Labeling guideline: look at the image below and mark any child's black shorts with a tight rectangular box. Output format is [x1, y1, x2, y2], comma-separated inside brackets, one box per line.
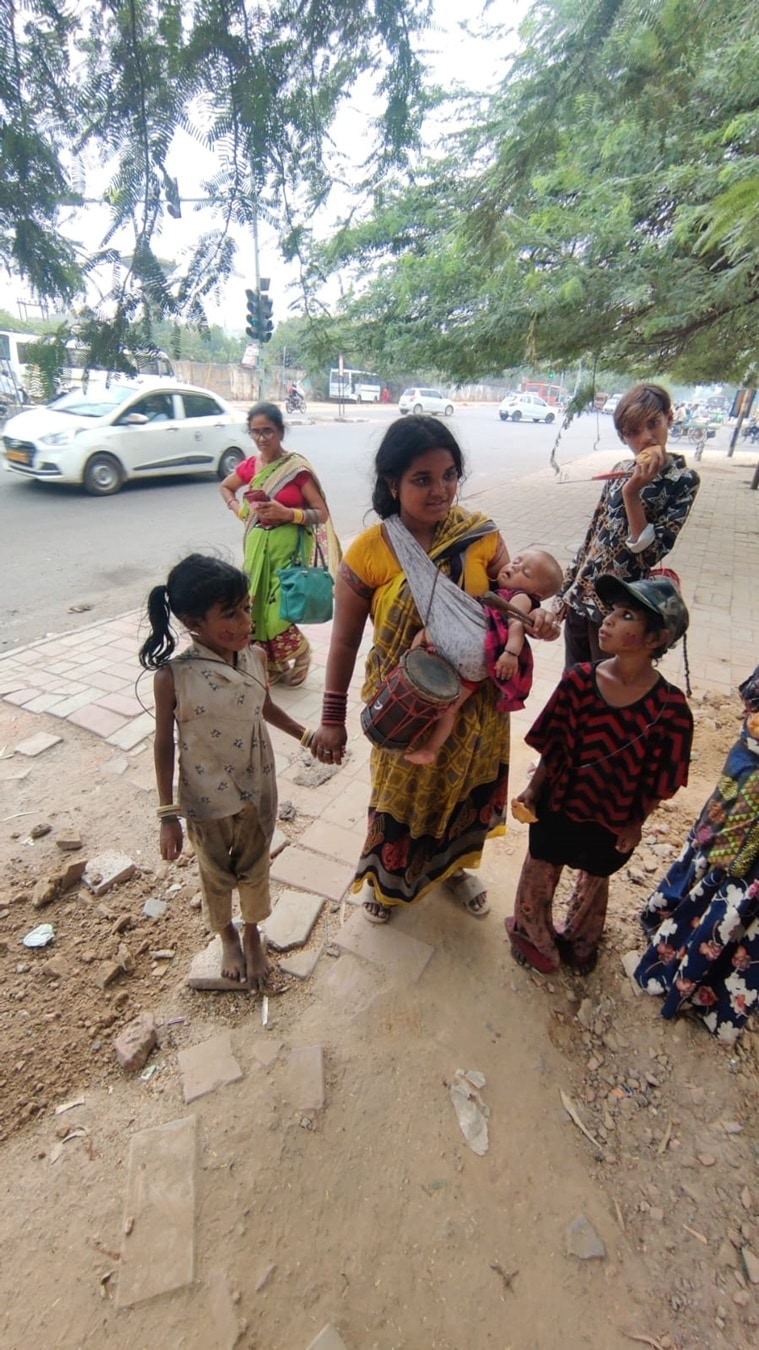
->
[529, 807, 633, 877]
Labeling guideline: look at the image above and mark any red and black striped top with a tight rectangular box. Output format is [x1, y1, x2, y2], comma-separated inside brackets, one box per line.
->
[526, 662, 693, 828]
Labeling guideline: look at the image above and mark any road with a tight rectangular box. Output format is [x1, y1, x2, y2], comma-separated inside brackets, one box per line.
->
[0, 405, 618, 651]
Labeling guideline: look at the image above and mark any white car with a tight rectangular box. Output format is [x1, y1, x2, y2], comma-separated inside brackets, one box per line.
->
[2, 379, 247, 496]
[398, 387, 455, 416]
[602, 396, 620, 415]
[498, 392, 556, 423]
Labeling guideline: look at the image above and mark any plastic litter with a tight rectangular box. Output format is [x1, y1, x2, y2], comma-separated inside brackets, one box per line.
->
[449, 1068, 489, 1156]
[23, 923, 55, 948]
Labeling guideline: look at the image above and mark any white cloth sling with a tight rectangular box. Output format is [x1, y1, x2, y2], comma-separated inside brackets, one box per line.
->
[384, 514, 489, 683]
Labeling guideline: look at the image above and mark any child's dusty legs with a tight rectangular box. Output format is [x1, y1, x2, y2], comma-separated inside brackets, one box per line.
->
[241, 922, 270, 993]
[218, 921, 247, 982]
[405, 685, 475, 765]
[556, 872, 609, 974]
[506, 853, 563, 973]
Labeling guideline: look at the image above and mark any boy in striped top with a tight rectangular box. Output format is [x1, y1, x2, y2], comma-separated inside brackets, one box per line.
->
[506, 575, 693, 976]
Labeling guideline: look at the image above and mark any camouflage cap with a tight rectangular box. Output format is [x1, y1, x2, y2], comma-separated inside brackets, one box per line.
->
[595, 574, 689, 649]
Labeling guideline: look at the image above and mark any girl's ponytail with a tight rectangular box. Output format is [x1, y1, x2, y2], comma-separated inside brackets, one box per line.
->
[139, 584, 177, 669]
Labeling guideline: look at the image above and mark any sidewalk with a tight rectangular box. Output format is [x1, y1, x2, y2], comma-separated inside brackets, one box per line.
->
[0, 446, 756, 760]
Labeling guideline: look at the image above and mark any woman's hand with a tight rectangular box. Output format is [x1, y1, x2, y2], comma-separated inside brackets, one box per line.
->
[531, 607, 562, 641]
[256, 499, 295, 527]
[160, 818, 183, 861]
[311, 724, 348, 766]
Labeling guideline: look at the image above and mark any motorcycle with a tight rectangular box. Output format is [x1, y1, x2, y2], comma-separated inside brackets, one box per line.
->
[742, 422, 759, 443]
[285, 389, 306, 414]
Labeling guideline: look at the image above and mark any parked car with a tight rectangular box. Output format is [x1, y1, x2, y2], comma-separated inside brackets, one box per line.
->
[2, 378, 247, 495]
[498, 392, 556, 423]
[602, 395, 620, 415]
[398, 387, 455, 416]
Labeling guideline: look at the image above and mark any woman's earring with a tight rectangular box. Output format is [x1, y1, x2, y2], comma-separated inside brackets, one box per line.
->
[391, 486, 398, 499]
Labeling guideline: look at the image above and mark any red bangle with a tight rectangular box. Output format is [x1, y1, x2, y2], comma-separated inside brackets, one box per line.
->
[322, 690, 347, 725]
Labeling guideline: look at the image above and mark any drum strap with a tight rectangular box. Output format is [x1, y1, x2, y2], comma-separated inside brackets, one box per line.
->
[385, 515, 489, 683]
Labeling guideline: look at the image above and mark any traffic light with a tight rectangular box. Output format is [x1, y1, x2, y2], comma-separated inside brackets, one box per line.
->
[245, 288, 260, 341]
[259, 292, 274, 344]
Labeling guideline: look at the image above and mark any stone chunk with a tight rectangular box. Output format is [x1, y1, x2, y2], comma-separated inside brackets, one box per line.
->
[280, 947, 322, 980]
[742, 1247, 759, 1285]
[15, 732, 62, 758]
[114, 1013, 158, 1072]
[55, 831, 83, 852]
[566, 1215, 606, 1261]
[98, 961, 123, 989]
[306, 1325, 349, 1350]
[178, 1031, 243, 1103]
[249, 1036, 284, 1069]
[58, 858, 87, 893]
[117, 1115, 196, 1307]
[334, 910, 434, 984]
[84, 851, 137, 896]
[32, 877, 58, 910]
[283, 1045, 325, 1111]
[40, 956, 71, 981]
[142, 896, 167, 920]
[262, 889, 324, 951]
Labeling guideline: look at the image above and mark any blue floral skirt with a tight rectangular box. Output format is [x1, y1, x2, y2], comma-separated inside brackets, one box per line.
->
[635, 840, 759, 1044]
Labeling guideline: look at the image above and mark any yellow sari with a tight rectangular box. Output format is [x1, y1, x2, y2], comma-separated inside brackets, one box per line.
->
[344, 507, 509, 906]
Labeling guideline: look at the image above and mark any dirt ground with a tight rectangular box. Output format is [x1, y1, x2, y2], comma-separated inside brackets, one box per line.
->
[0, 690, 757, 1349]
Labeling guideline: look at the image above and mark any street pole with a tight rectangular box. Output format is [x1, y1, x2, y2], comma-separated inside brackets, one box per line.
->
[252, 206, 263, 401]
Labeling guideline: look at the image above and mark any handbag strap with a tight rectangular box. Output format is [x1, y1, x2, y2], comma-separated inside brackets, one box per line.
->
[292, 527, 328, 569]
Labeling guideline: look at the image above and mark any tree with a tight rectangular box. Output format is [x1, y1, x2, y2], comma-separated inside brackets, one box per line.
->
[316, 0, 759, 385]
[1, 0, 434, 373]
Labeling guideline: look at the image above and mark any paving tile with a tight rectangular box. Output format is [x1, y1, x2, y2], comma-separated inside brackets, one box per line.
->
[4, 687, 44, 707]
[87, 670, 134, 693]
[106, 713, 155, 749]
[249, 1036, 285, 1068]
[94, 692, 146, 717]
[187, 934, 249, 990]
[14, 732, 62, 757]
[306, 1326, 349, 1350]
[279, 946, 322, 979]
[67, 704, 129, 736]
[298, 819, 361, 866]
[18, 693, 70, 714]
[262, 888, 324, 951]
[270, 846, 354, 901]
[117, 1115, 196, 1307]
[334, 908, 435, 983]
[283, 1044, 325, 1110]
[43, 687, 102, 717]
[178, 1031, 243, 1103]
[320, 781, 371, 832]
[0, 674, 27, 696]
[270, 827, 289, 858]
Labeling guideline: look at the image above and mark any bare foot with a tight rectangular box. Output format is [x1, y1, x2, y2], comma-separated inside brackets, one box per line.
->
[243, 923, 271, 993]
[404, 746, 438, 765]
[219, 922, 246, 983]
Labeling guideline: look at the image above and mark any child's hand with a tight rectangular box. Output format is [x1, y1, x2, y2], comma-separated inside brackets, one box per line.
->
[160, 818, 184, 861]
[495, 650, 518, 681]
[615, 821, 643, 853]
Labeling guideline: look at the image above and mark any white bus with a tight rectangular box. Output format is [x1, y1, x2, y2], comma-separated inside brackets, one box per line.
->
[328, 368, 383, 403]
[0, 329, 43, 400]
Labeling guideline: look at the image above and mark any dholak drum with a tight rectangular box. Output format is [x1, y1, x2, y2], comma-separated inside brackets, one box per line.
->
[361, 648, 461, 751]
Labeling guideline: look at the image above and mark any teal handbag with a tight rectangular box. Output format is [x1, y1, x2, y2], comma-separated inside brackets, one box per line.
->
[277, 531, 334, 624]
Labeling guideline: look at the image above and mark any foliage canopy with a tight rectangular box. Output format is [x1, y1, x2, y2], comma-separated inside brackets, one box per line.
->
[317, 0, 759, 384]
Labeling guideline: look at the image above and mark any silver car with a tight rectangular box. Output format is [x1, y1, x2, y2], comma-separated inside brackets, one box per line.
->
[2, 378, 247, 496]
[398, 386, 455, 416]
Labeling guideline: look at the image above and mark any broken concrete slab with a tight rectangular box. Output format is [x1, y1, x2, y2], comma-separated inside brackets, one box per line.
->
[114, 1013, 157, 1072]
[143, 896, 167, 920]
[178, 1031, 243, 1103]
[206, 1269, 242, 1349]
[334, 909, 434, 984]
[269, 827, 289, 858]
[283, 1045, 325, 1111]
[262, 888, 324, 951]
[280, 947, 322, 980]
[306, 1324, 349, 1350]
[117, 1115, 196, 1307]
[55, 831, 83, 852]
[249, 1036, 284, 1069]
[187, 934, 250, 991]
[84, 850, 137, 896]
[15, 732, 63, 758]
[270, 847, 354, 902]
